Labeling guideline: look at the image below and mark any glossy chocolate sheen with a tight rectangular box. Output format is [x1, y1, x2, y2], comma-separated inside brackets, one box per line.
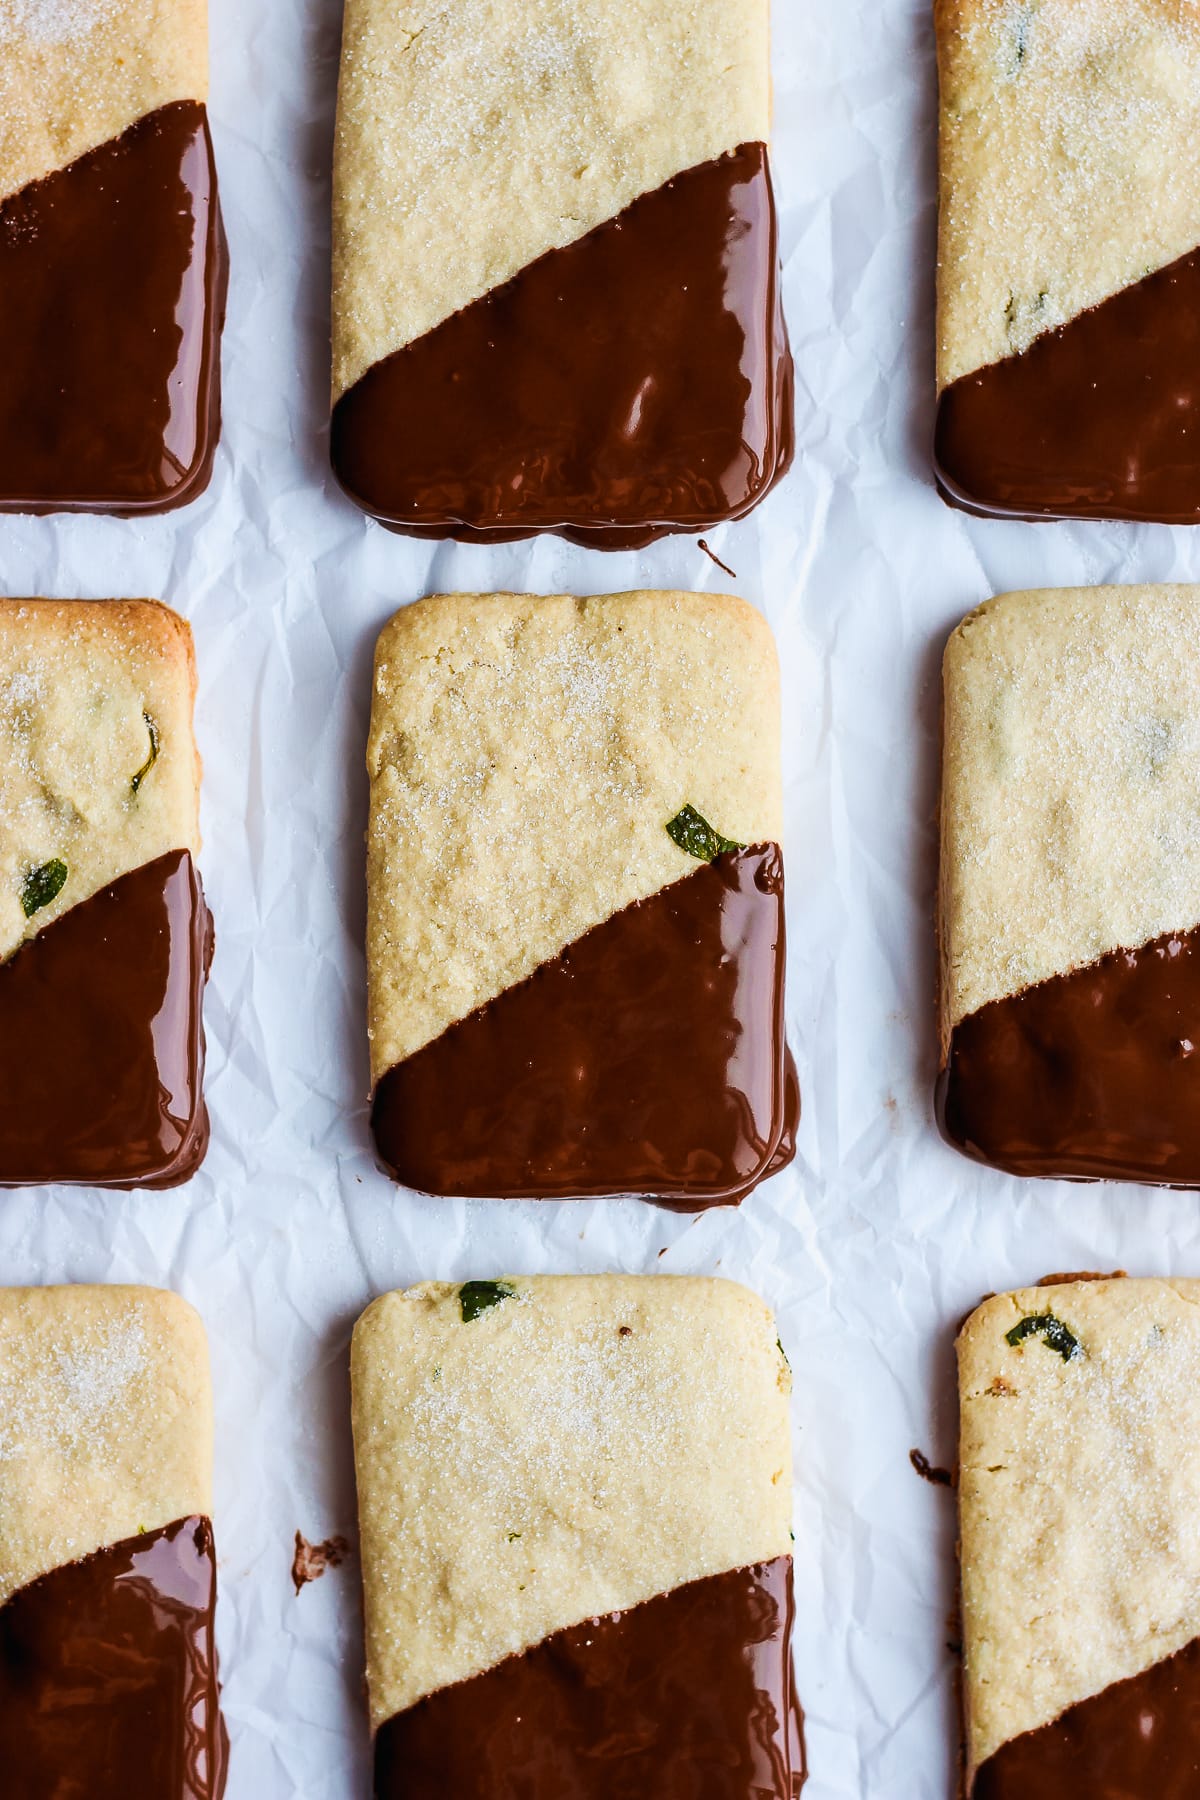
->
[972, 1635, 1200, 1798]
[0, 101, 227, 516]
[374, 1557, 806, 1800]
[0, 850, 213, 1189]
[331, 142, 793, 546]
[0, 1515, 226, 1800]
[935, 246, 1200, 522]
[937, 924, 1200, 1182]
[371, 844, 797, 1207]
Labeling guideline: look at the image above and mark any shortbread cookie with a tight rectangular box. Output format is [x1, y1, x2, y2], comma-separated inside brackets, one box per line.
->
[933, 0, 1200, 521]
[329, 0, 791, 544]
[0, 599, 213, 1188]
[351, 1275, 802, 1798]
[0, 1, 226, 515]
[365, 590, 797, 1206]
[959, 1277, 1200, 1794]
[937, 584, 1200, 1184]
[0, 1284, 226, 1797]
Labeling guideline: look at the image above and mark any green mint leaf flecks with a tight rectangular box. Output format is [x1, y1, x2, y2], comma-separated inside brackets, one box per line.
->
[131, 714, 159, 795]
[666, 803, 744, 862]
[20, 858, 67, 918]
[460, 1279, 517, 1323]
[1005, 1312, 1082, 1363]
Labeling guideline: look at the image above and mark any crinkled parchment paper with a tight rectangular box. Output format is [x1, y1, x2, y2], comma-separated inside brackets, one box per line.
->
[3, 0, 1200, 1794]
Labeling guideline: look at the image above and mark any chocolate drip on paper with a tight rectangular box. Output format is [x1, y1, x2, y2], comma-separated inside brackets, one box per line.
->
[371, 844, 797, 1207]
[0, 101, 227, 516]
[292, 1532, 350, 1594]
[935, 246, 1200, 522]
[972, 1634, 1200, 1797]
[0, 1516, 227, 1800]
[0, 850, 213, 1188]
[374, 1557, 805, 1800]
[938, 924, 1200, 1183]
[332, 143, 793, 546]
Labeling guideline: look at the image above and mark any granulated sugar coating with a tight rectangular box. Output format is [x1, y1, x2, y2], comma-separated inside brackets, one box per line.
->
[0, 1314, 147, 1466]
[940, 584, 1200, 1029]
[350, 1276, 794, 1726]
[959, 1279, 1200, 1767]
[935, 0, 1200, 385]
[364, 592, 782, 1079]
[345, 0, 618, 192]
[0, 1287, 212, 1605]
[0, 0, 117, 46]
[0, 599, 200, 967]
[330, 0, 768, 394]
[0, 0, 207, 207]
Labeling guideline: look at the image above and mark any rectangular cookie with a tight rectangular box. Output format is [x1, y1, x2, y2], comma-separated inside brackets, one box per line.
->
[0, 1284, 226, 1797]
[937, 583, 1200, 1184]
[958, 1277, 1200, 1794]
[0, 0, 226, 515]
[933, 0, 1200, 521]
[365, 589, 797, 1207]
[329, 0, 791, 544]
[0, 598, 213, 1188]
[351, 1275, 802, 1798]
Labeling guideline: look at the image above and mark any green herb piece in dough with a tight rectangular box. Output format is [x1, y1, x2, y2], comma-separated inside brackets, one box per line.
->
[460, 1279, 517, 1323]
[20, 858, 67, 918]
[1005, 1312, 1082, 1363]
[666, 804, 744, 862]
[131, 714, 159, 795]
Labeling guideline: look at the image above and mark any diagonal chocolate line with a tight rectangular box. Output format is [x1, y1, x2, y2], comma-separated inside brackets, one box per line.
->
[371, 844, 796, 1206]
[332, 143, 792, 546]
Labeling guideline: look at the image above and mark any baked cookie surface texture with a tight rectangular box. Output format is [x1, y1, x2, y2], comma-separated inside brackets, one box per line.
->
[329, 0, 792, 543]
[0, 599, 213, 1188]
[365, 590, 797, 1206]
[351, 1275, 803, 1798]
[933, 0, 1200, 521]
[938, 584, 1200, 1184]
[0, 0, 227, 515]
[0, 1284, 226, 1799]
[958, 1277, 1200, 1795]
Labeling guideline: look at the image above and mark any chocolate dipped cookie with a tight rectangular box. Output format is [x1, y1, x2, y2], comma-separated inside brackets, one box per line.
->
[365, 589, 797, 1206]
[937, 583, 1200, 1184]
[0, 0, 226, 514]
[0, 599, 212, 1188]
[330, 0, 792, 544]
[0, 1284, 226, 1799]
[959, 1278, 1200, 1795]
[351, 1275, 804, 1800]
[933, 0, 1200, 522]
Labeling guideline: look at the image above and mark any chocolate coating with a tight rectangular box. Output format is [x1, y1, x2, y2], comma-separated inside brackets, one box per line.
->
[0, 1516, 227, 1800]
[972, 1634, 1200, 1798]
[937, 925, 1200, 1183]
[374, 1557, 805, 1800]
[371, 844, 797, 1207]
[0, 102, 227, 516]
[0, 851, 213, 1189]
[935, 247, 1200, 522]
[331, 143, 793, 546]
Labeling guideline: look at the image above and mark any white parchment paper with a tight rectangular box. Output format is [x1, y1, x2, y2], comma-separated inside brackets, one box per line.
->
[5, 0, 1200, 1794]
